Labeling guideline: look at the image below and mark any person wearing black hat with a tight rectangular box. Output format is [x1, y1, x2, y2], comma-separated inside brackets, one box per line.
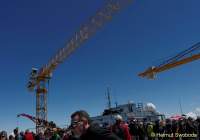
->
[70, 110, 122, 140]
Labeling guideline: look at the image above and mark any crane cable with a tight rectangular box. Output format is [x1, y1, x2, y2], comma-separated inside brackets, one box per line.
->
[158, 42, 200, 67]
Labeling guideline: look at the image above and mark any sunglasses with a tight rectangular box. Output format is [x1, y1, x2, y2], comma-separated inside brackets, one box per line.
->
[71, 120, 83, 128]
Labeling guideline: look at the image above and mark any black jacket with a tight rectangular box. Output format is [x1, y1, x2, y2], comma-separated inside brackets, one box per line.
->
[81, 124, 122, 140]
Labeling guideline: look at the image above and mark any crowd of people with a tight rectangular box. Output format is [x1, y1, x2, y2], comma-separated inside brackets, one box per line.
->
[1, 110, 200, 140]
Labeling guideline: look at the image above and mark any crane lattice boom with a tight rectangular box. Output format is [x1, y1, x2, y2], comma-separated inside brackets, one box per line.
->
[139, 42, 200, 79]
[27, 0, 132, 134]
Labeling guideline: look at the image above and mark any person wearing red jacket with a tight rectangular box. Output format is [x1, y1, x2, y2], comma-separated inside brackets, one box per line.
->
[111, 115, 132, 140]
[24, 130, 34, 140]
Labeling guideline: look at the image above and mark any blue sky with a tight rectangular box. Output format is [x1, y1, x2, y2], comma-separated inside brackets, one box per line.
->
[1, 0, 200, 133]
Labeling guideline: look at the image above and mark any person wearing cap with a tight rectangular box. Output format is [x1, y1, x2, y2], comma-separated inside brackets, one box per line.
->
[70, 110, 122, 140]
[111, 115, 132, 140]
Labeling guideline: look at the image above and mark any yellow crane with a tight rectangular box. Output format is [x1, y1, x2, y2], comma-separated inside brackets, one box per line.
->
[27, 0, 133, 133]
[139, 42, 200, 79]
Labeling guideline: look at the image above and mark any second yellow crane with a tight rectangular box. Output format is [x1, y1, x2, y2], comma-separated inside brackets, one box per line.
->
[139, 42, 200, 79]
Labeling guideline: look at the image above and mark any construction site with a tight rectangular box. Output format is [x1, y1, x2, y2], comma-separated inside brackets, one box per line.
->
[1, 0, 200, 140]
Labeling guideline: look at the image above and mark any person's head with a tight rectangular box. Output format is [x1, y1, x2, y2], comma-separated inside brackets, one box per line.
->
[52, 128, 58, 135]
[25, 129, 29, 134]
[13, 128, 18, 135]
[160, 120, 166, 127]
[19, 132, 24, 137]
[70, 110, 91, 138]
[114, 114, 123, 124]
[0, 131, 8, 140]
[139, 121, 143, 127]
[8, 135, 14, 140]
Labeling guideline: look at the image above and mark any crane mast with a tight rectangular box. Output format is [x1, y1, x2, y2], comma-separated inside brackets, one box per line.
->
[139, 42, 200, 79]
[27, 0, 132, 133]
